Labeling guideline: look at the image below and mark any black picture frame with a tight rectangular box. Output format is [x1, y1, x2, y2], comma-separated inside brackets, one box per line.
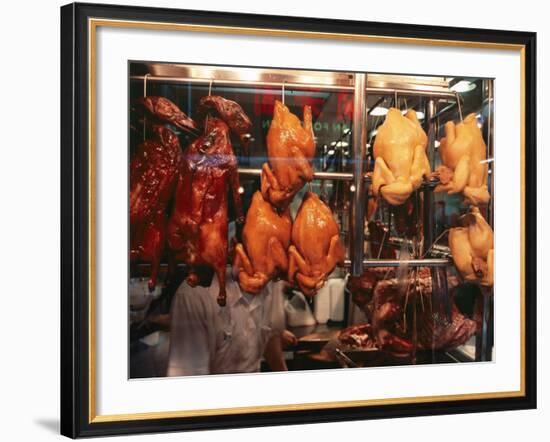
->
[60, 2, 537, 438]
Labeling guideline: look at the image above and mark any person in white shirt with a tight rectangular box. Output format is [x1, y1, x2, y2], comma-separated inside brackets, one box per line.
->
[167, 271, 288, 376]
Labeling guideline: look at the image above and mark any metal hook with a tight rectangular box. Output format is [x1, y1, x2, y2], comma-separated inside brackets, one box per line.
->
[208, 79, 213, 96]
[282, 81, 285, 106]
[143, 73, 150, 97]
[394, 90, 398, 108]
[143, 74, 150, 141]
[455, 92, 463, 122]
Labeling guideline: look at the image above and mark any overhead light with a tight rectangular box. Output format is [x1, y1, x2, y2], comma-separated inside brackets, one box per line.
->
[370, 106, 389, 116]
[450, 80, 476, 93]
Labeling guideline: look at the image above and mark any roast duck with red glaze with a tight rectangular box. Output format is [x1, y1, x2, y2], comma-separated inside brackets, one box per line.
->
[136, 96, 199, 134]
[130, 125, 184, 291]
[167, 116, 245, 307]
[197, 95, 253, 149]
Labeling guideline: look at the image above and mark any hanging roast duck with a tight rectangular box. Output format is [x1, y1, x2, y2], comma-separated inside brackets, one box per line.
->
[130, 125, 183, 291]
[167, 117, 244, 306]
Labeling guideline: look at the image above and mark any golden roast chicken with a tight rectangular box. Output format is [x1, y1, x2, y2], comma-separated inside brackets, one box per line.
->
[372, 108, 430, 206]
[433, 113, 490, 206]
[449, 207, 493, 287]
[261, 100, 315, 211]
[288, 192, 345, 296]
[233, 191, 292, 294]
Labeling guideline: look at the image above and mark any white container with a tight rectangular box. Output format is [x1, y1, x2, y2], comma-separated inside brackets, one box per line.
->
[313, 284, 331, 324]
[328, 277, 346, 322]
[285, 291, 316, 327]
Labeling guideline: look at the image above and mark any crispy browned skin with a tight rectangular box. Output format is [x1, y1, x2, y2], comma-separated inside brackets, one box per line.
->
[261, 101, 315, 211]
[137, 96, 198, 134]
[167, 118, 244, 306]
[130, 125, 183, 291]
[233, 192, 292, 294]
[372, 108, 430, 206]
[288, 192, 345, 296]
[433, 113, 490, 205]
[197, 95, 253, 149]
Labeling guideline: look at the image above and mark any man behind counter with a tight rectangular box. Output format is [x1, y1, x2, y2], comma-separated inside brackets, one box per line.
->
[167, 267, 294, 376]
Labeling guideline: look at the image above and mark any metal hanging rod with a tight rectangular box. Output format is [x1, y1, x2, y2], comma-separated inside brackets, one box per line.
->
[237, 168, 440, 188]
[136, 257, 452, 271]
[130, 75, 457, 98]
[238, 168, 355, 181]
[342, 258, 452, 268]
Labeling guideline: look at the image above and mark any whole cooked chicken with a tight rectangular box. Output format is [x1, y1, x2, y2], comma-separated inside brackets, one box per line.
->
[130, 125, 183, 291]
[449, 207, 493, 286]
[136, 96, 198, 134]
[288, 192, 345, 296]
[233, 191, 292, 294]
[167, 117, 244, 306]
[433, 113, 490, 205]
[197, 95, 253, 149]
[261, 100, 315, 211]
[372, 108, 430, 206]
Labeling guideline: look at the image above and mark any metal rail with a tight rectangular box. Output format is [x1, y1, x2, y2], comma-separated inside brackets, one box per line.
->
[130, 75, 458, 98]
[238, 168, 355, 181]
[343, 258, 452, 268]
[350, 73, 368, 277]
[136, 257, 452, 270]
[238, 168, 441, 188]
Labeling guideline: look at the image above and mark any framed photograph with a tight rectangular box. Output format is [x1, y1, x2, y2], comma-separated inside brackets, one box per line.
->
[60, 2, 537, 438]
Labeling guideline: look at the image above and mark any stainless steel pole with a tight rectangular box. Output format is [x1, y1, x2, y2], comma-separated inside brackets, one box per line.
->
[350, 74, 368, 277]
[423, 99, 437, 256]
[486, 79, 494, 228]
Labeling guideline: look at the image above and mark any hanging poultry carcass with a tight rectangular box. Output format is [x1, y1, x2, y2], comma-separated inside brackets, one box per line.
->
[167, 117, 244, 307]
[372, 108, 430, 206]
[130, 125, 184, 291]
[433, 113, 491, 206]
[232, 191, 292, 294]
[261, 100, 316, 211]
[288, 192, 345, 296]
